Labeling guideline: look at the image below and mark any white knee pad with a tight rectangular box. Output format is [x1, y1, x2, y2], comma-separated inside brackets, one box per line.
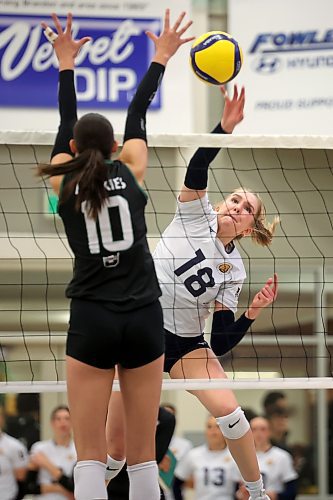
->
[216, 406, 250, 440]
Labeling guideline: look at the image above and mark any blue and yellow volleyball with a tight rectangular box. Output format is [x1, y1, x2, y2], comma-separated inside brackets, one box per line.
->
[190, 31, 243, 85]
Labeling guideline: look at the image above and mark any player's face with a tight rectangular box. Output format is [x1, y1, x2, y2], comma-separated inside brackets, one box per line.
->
[250, 417, 271, 447]
[51, 409, 72, 437]
[216, 191, 259, 240]
[205, 416, 226, 449]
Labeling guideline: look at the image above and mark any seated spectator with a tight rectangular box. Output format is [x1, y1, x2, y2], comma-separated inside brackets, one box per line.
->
[266, 408, 291, 453]
[161, 403, 194, 500]
[0, 405, 28, 500]
[235, 416, 298, 500]
[5, 393, 40, 450]
[173, 415, 238, 500]
[263, 392, 289, 416]
[263, 392, 291, 452]
[28, 405, 76, 499]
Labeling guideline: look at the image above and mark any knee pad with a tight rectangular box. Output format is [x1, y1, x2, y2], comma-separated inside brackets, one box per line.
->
[216, 406, 250, 440]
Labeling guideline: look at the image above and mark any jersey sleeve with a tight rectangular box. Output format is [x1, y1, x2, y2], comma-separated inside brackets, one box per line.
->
[215, 281, 243, 313]
[174, 194, 216, 228]
[174, 450, 194, 481]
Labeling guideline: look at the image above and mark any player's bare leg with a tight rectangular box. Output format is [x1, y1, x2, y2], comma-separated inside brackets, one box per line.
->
[118, 355, 164, 500]
[66, 355, 114, 499]
[105, 374, 126, 481]
[170, 348, 269, 499]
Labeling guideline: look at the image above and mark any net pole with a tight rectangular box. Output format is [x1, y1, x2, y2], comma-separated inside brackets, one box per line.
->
[315, 266, 328, 497]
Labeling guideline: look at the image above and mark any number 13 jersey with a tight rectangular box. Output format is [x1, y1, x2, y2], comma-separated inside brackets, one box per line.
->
[58, 160, 161, 311]
[153, 195, 246, 337]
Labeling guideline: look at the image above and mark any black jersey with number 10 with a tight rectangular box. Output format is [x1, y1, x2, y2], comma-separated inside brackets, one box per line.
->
[58, 160, 161, 311]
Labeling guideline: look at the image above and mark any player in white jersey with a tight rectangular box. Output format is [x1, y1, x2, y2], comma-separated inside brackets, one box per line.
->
[105, 89, 278, 498]
[0, 406, 28, 500]
[153, 85, 279, 500]
[29, 406, 76, 500]
[235, 417, 298, 500]
[174, 415, 238, 500]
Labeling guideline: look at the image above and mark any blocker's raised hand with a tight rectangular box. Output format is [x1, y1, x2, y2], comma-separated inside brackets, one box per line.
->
[42, 13, 91, 68]
[146, 9, 195, 65]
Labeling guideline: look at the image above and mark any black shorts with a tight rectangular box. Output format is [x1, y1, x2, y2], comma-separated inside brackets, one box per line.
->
[66, 298, 164, 369]
[164, 329, 210, 373]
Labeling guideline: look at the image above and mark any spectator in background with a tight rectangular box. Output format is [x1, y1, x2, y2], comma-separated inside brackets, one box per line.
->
[5, 393, 40, 450]
[162, 404, 193, 463]
[263, 392, 290, 452]
[173, 415, 238, 500]
[28, 405, 76, 499]
[0, 405, 28, 500]
[235, 416, 297, 500]
[161, 403, 193, 500]
[263, 393, 288, 416]
[266, 409, 291, 453]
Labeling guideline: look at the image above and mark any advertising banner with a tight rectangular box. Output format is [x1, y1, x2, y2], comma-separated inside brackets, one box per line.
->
[228, 0, 333, 134]
[0, 13, 160, 109]
[0, 0, 192, 133]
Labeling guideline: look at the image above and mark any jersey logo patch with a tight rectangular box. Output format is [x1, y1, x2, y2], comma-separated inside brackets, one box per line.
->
[217, 263, 233, 274]
[103, 253, 120, 268]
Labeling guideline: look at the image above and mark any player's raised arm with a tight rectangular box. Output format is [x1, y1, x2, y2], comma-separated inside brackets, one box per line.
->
[211, 273, 278, 356]
[41, 13, 90, 195]
[118, 9, 194, 184]
[179, 85, 245, 202]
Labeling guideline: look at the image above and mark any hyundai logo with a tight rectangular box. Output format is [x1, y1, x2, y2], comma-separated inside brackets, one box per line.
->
[253, 56, 282, 73]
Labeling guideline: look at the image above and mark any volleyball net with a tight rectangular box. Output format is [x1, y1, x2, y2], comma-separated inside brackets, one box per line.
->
[0, 131, 332, 393]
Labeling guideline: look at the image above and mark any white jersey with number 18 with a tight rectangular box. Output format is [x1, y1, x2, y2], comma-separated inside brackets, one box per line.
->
[153, 195, 246, 337]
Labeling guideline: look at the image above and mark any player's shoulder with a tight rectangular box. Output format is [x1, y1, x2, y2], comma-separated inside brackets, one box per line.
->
[176, 193, 213, 217]
[189, 444, 208, 458]
[1, 432, 25, 449]
[31, 439, 53, 453]
[270, 445, 292, 460]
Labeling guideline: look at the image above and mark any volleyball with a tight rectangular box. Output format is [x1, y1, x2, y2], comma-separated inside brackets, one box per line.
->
[190, 31, 243, 85]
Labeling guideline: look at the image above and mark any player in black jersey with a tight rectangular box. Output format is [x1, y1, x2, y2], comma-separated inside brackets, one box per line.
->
[39, 11, 194, 500]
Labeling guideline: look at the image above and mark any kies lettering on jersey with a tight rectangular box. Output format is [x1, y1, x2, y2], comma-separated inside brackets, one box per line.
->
[154, 194, 246, 336]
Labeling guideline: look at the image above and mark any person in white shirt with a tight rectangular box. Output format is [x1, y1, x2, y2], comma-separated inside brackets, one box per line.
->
[29, 405, 76, 500]
[235, 417, 298, 500]
[152, 86, 279, 500]
[174, 415, 239, 500]
[106, 87, 279, 500]
[0, 405, 28, 500]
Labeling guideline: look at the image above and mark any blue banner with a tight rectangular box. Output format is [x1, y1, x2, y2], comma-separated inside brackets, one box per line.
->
[0, 14, 161, 109]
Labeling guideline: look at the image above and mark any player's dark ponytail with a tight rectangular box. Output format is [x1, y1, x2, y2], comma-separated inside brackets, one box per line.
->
[38, 113, 114, 219]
